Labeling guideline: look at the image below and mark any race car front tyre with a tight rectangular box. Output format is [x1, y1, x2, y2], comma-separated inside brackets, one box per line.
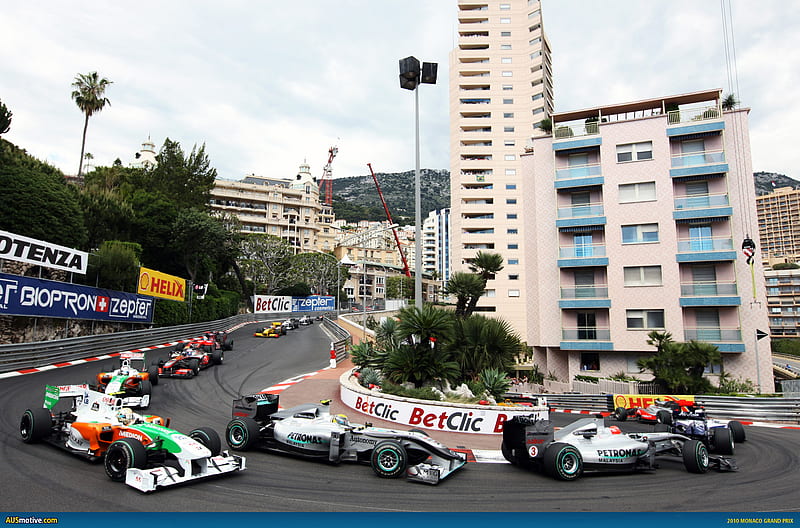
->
[20, 407, 52, 443]
[212, 350, 223, 365]
[191, 359, 200, 376]
[712, 426, 734, 455]
[682, 439, 710, 474]
[728, 421, 746, 443]
[371, 440, 408, 479]
[615, 407, 628, 421]
[190, 426, 222, 456]
[226, 417, 260, 451]
[543, 443, 583, 481]
[656, 410, 673, 425]
[148, 365, 159, 386]
[105, 438, 147, 482]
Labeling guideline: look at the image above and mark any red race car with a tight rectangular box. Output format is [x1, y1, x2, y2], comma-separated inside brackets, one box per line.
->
[158, 341, 223, 378]
[614, 399, 691, 424]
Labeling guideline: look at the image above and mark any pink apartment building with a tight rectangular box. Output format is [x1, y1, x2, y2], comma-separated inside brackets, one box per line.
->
[522, 89, 774, 392]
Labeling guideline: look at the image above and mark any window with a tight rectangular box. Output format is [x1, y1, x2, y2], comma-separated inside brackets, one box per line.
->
[501, 31, 511, 37]
[507, 228, 518, 234]
[505, 169, 516, 175]
[506, 183, 517, 189]
[503, 98, 513, 104]
[500, 17, 511, 24]
[504, 154, 516, 161]
[484, 290, 496, 298]
[502, 84, 513, 91]
[626, 355, 646, 373]
[622, 223, 659, 244]
[502, 71, 513, 77]
[507, 198, 517, 204]
[501, 57, 512, 64]
[619, 182, 656, 203]
[500, 44, 512, 50]
[508, 259, 519, 265]
[508, 289, 520, 297]
[623, 266, 662, 286]
[626, 309, 665, 330]
[503, 113, 514, 118]
[507, 213, 517, 219]
[616, 141, 653, 162]
[508, 244, 518, 249]
[504, 126, 515, 132]
[509, 274, 519, 280]
[504, 140, 516, 147]
[500, 3, 511, 9]
[580, 353, 600, 371]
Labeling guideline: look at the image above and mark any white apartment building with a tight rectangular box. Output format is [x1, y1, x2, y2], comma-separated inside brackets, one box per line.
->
[449, 0, 554, 334]
[422, 208, 451, 283]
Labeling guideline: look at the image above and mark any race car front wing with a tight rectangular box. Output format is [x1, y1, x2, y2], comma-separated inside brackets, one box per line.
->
[124, 452, 246, 492]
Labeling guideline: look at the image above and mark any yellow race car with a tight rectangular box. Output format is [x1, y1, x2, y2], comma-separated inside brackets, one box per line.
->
[253, 322, 285, 338]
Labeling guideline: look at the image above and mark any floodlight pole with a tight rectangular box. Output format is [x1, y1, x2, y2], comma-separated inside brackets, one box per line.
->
[414, 85, 422, 307]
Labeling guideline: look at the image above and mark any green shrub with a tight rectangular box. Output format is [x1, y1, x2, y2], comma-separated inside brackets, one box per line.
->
[379, 382, 442, 401]
[574, 374, 599, 383]
[359, 367, 382, 388]
[479, 368, 511, 400]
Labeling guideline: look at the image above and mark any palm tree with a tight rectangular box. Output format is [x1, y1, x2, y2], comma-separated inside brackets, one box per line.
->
[396, 304, 454, 347]
[71, 72, 112, 177]
[450, 314, 522, 381]
[465, 251, 504, 316]
[721, 93, 739, 111]
[0, 99, 12, 135]
[443, 272, 485, 317]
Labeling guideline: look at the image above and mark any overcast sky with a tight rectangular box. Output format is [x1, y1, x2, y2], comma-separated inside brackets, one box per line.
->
[2, 1, 798, 182]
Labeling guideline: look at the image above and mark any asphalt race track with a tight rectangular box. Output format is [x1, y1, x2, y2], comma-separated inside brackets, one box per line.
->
[1, 322, 799, 512]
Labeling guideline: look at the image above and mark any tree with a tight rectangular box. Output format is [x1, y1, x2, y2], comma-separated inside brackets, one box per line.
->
[537, 117, 553, 134]
[638, 330, 721, 394]
[172, 209, 231, 283]
[238, 234, 293, 294]
[71, 72, 112, 177]
[721, 93, 739, 111]
[449, 314, 522, 381]
[396, 304, 455, 348]
[386, 275, 414, 300]
[87, 241, 141, 291]
[146, 138, 217, 209]
[288, 252, 345, 297]
[0, 99, 11, 135]
[465, 251, 504, 316]
[443, 272, 485, 317]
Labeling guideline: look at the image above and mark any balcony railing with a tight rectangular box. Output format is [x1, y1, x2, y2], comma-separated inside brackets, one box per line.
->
[671, 149, 725, 167]
[553, 120, 600, 139]
[684, 327, 742, 342]
[680, 281, 738, 296]
[560, 286, 609, 299]
[559, 244, 606, 259]
[667, 103, 722, 125]
[562, 327, 611, 340]
[557, 203, 604, 219]
[554, 163, 602, 181]
[676, 237, 734, 253]
[674, 193, 730, 210]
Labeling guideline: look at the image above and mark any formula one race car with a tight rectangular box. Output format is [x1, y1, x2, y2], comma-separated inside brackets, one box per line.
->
[614, 400, 679, 424]
[158, 341, 223, 378]
[649, 400, 746, 454]
[501, 416, 737, 481]
[205, 330, 234, 351]
[19, 385, 245, 492]
[225, 393, 467, 484]
[95, 352, 158, 409]
[253, 323, 283, 338]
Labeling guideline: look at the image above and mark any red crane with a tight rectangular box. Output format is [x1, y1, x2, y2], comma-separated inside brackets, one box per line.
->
[367, 163, 411, 277]
[319, 146, 338, 206]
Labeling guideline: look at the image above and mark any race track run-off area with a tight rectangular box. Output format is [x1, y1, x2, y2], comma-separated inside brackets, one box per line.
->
[1, 322, 799, 512]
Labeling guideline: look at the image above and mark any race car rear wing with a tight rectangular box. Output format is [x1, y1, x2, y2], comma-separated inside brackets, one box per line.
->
[502, 415, 555, 463]
[232, 393, 280, 421]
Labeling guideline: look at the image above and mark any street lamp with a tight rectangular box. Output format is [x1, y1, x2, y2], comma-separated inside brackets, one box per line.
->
[311, 250, 345, 318]
[399, 56, 437, 307]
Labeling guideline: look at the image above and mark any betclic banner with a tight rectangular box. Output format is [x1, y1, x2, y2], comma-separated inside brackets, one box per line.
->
[0, 229, 88, 274]
[137, 267, 186, 302]
[0, 273, 153, 323]
[252, 295, 335, 313]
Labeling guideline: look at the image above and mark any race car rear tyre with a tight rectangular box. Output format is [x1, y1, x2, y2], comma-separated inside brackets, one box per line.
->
[20, 407, 52, 443]
[211, 350, 223, 365]
[104, 438, 147, 481]
[656, 410, 673, 425]
[615, 407, 628, 421]
[501, 442, 519, 466]
[191, 359, 200, 376]
[190, 426, 221, 456]
[147, 365, 159, 386]
[543, 442, 583, 481]
[728, 421, 746, 443]
[712, 426, 734, 455]
[653, 423, 671, 433]
[226, 417, 260, 451]
[682, 439, 710, 474]
[371, 440, 408, 479]
[223, 339, 234, 351]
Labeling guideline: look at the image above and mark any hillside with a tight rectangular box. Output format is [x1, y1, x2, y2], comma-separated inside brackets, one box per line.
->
[331, 168, 450, 224]
[754, 171, 800, 196]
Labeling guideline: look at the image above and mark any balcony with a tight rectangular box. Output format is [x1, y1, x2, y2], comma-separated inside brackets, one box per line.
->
[559, 285, 611, 309]
[558, 244, 608, 268]
[676, 236, 736, 263]
[667, 103, 725, 138]
[556, 203, 606, 229]
[561, 327, 613, 351]
[673, 193, 732, 221]
[551, 120, 602, 153]
[679, 281, 740, 307]
[683, 327, 744, 352]
[554, 163, 603, 190]
[670, 149, 728, 179]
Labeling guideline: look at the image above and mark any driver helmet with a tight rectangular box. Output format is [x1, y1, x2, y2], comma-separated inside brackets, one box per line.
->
[332, 414, 350, 427]
[117, 407, 134, 425]
[608, 425, 622, 435]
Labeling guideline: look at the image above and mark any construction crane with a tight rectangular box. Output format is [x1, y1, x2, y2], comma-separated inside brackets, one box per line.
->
[318, 146, 338, 206]
[367, 163, 411, 277]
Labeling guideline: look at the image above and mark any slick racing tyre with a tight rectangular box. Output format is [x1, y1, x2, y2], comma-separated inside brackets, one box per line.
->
[148, 364, 159, 386]
[656, 410, 673, 425]
[139, 380, 152, 409]
[543, 442, 583, 481]
[712, 426, 734, 455]
[226, 417, 260, 451]
[371, 440, 408, 479]
[190, 426, 222, 456]
[190, 359, 201, 376]
[211, 349, 223, 365]
[20, 407, 53, 444]
[682, 439, 710, 474]
[104, 438, 148, 482]
[615, 407, 628, 421]
[728, 421, 746, 443]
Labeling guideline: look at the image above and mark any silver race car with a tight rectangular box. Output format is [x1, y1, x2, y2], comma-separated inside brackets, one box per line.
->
[225, 393, 467, 484]
[501, 415, 737, 481]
